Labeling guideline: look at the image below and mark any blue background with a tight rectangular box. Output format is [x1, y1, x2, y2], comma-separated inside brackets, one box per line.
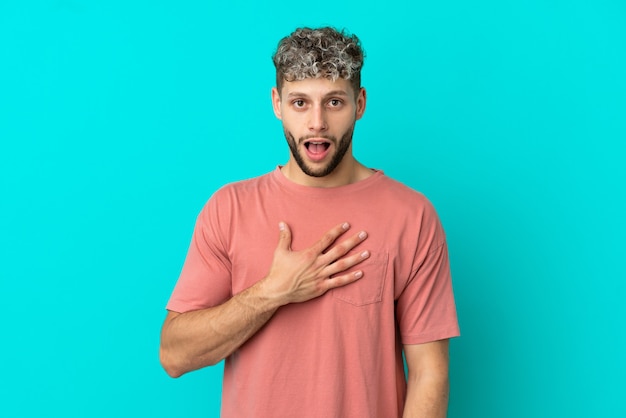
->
[1, 1, 624, 417]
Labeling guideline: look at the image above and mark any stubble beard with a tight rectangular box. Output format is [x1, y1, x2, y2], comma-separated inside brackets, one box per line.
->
[284, 125, 355, 178]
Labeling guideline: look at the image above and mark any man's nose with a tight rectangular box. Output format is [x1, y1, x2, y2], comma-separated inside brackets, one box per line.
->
[308, 105, 328, 132]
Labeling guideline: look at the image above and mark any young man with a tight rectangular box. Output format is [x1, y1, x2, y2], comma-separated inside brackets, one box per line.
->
[160, 27, 459, 417]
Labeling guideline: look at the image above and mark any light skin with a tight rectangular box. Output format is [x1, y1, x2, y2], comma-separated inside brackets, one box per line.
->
[403, 341, 451, 418]
[160, 77, 450, 417]
[271, 77, 372, 187]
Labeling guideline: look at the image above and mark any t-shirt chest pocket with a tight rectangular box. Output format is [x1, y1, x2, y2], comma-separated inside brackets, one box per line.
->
[331, 253, 388, 306]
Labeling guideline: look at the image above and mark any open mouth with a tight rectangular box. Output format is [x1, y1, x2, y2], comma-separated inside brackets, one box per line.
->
[304, 141, 331, 153]
[303, 139, 332, 162]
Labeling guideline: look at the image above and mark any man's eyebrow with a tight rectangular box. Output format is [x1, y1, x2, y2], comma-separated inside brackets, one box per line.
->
[324, 90, 350, 97]
[286, 91, 308, 98]
[286, 90, 350, 98]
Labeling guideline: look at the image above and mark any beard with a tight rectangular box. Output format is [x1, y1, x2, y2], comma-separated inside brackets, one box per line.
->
[284, 125, 355, 178]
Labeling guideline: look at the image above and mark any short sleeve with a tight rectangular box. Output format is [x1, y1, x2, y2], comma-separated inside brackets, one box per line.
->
[166, 193, 233, 313]
[396, 221, 460, 344]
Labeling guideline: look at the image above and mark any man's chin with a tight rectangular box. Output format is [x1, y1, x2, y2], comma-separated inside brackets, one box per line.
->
[299, 162, 334, 178]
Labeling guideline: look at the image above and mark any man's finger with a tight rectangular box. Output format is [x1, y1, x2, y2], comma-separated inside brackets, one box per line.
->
[277, 222, 292, 251]
[321, 230, 368, 263]
[324, 249, 370, 277]
[323, 270, 364, 291]
[314, 222, 351, 253]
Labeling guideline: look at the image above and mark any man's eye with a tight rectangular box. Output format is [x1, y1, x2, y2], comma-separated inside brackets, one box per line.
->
[293, 100, 305, 108]
[329, 99, 342, 107]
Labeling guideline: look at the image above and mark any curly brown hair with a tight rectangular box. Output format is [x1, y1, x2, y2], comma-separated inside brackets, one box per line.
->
[272, 27, 365, 95]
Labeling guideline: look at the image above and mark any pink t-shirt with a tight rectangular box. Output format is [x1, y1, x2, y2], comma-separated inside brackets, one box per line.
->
[167, 167, 459, 417]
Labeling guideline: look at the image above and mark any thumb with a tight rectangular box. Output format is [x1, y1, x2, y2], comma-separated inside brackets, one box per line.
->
[277, 221, 292, 251]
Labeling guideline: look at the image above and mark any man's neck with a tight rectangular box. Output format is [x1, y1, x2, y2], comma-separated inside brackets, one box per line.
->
[280, 158, 374, 188]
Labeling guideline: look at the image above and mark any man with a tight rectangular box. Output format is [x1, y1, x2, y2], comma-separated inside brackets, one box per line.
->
[160, 27, 459, 417]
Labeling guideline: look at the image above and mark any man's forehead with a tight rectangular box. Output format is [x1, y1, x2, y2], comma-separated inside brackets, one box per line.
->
[281, 77, 354, 97]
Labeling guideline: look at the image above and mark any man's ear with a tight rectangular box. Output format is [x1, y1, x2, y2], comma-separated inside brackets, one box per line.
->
[355, 87, 367, 120]
[271, 87, 282, 120]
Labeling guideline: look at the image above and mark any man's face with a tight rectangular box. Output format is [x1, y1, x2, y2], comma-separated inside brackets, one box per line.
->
[272, 78, 366, 178]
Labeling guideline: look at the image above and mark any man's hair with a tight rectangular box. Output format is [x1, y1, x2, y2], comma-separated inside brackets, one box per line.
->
[272, 27, 365, 95]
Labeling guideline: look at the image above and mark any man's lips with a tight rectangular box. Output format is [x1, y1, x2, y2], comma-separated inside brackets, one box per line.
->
[303, 138, 332, 161]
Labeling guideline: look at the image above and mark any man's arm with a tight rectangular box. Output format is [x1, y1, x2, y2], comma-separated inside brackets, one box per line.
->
[402, 340, 451, 418]
[160, 221, 370, 377]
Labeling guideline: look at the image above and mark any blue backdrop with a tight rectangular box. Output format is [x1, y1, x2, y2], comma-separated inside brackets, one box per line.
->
[1, 1, 624, 417]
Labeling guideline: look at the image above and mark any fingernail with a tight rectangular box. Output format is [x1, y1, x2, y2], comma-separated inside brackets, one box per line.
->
[342, 222, 350, 230]
[279, 222, 285, 231]
[354, 271, 363, 278]
[359, 231, 367, 240]
[361, 250, 370, 258]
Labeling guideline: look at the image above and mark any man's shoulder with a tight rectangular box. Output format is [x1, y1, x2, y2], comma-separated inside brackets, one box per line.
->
[368, 173, 444, 230]
[196, 171, 275, 218]
[375, 172, 433, 205]
[212, 170, 275, 197]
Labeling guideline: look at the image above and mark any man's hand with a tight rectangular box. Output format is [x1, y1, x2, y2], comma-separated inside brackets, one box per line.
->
[260, 221, 370, 305]
[160, 221, 369, 377]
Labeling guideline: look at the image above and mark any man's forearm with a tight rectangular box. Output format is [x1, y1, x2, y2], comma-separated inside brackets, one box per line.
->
[402, 374, 449, 418]
[160, 221, 370, 378]
[159, 281, 280, 377]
